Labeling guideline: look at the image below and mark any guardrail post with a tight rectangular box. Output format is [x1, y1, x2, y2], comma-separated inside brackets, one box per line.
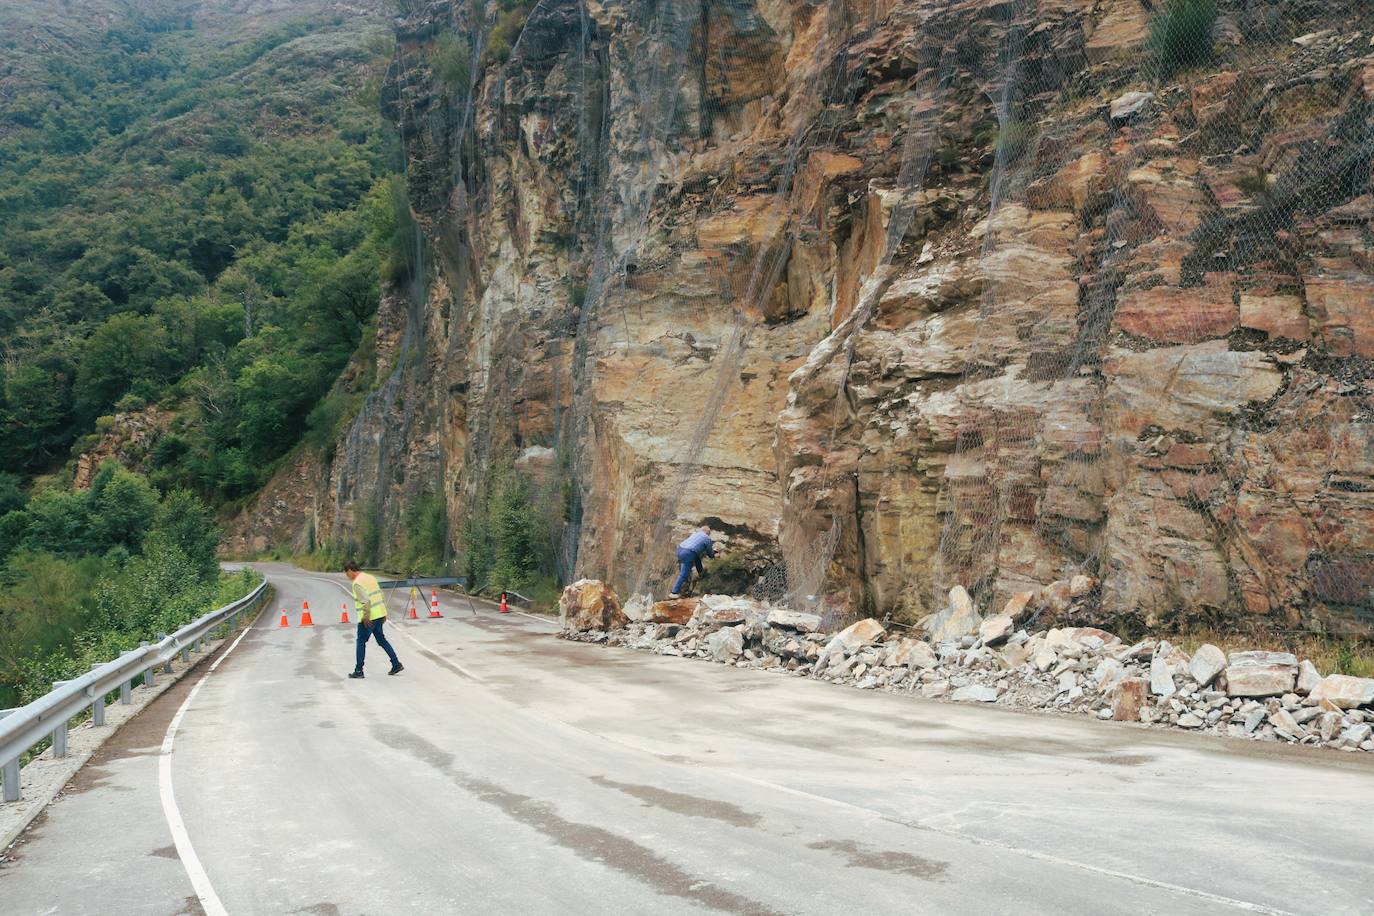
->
[140, 641, 155, 688]
[180, 644, 190, 665]
[49, 682, 68, 758]
[158, 634, 172, 674]
[120, 678, 132, 705]
[91, 666, 106, 726]
[1, 709, 18, 802]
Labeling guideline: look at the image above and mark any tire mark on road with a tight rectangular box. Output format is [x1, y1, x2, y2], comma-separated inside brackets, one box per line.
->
[372, 723, 786, 916]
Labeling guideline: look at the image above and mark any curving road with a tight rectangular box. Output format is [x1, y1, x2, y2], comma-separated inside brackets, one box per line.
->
[1, 563, 1371, 915]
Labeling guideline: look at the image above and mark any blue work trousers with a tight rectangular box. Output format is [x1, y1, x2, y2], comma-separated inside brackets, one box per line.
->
[356, 619, 400, 672]
[672, 547, 704, 595]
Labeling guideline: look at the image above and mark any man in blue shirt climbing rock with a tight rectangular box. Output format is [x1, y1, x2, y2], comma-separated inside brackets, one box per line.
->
[670, 525, 716, 598]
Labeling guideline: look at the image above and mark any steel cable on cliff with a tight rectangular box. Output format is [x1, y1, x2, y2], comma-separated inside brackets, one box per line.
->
[628, 4, 961, 603]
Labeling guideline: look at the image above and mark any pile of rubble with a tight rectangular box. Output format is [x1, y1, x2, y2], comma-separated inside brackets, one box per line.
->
[558, 579, 1374, 754]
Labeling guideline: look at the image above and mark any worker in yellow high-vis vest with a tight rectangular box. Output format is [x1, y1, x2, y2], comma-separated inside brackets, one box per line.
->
[345, 561, 403, 679]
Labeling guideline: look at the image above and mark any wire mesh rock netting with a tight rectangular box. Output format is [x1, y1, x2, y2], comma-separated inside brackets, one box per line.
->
[378, 0, 1373, 634]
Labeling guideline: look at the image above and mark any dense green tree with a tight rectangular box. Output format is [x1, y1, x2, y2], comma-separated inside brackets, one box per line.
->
[153, 489, 221, 580]
[74, 314, 178, 423]
[89, 464, 161, 553]
[491, 475, 543, 591]
[0, 474, 27, 516]
[24, 488, 94, 556]
[0, 364, 73, 469]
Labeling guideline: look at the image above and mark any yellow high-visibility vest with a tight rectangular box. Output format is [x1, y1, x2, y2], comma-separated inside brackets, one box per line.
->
[351, 571, 387, 620]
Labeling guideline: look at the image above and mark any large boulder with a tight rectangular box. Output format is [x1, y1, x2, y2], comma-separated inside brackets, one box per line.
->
[924, 586, 982, 643]
[1308, 675, 1374, 709]
[816, 618, 885, 671]
[1112, 677, 1148, 721]
[1296, 660, 1322, 695]
[559, 579, 628, 633]
[705, 626, 744, 662]
[647, 598, 699, 625]
[1224, 651, 1298, 697]
[1188, 644, 1227, 688]
[826, 617, 885, 653]
[977, 614, 1015, 645]
[884, 638, 938, 670]
[621, 594, 651, 621]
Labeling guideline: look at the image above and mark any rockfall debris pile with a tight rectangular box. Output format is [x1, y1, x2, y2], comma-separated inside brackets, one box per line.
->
[558, 579, 1374, 754]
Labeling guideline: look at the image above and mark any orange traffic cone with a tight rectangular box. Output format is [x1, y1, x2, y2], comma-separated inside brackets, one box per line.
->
[279, 609, 289, 627]
[406, 599, 418, 620]
[429, 590, 442, 618]
[340, 603, 350, 624]
[299, 600, 314, 627]
[500, 592, 509, 614]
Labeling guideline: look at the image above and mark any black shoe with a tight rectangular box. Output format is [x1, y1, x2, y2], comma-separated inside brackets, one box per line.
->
[348, 670, 364, 679]
[388, 663, 404, 676]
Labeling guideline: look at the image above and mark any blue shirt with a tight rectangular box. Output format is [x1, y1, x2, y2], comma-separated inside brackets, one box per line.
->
[678, 531, 715, 558]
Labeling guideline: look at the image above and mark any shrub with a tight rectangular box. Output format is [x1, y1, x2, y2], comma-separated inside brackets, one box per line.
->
[393, 490, 449, 574]
[431, 34, 472, 91]
[482, 5, 530, 66]
[1148, 0, 1218, 78]
[458, 464, 554, 593]
[696, 553, 754, 596]
[358, 500, 383, 567]
[490, 474, 541, 590]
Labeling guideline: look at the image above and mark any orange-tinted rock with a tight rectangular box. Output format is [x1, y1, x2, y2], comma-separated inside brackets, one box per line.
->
[1085, 0, 1149, 62]
[1115, 282, 1238, 343]
[646, 598, 699, 625]
[1112, 678, 1148, 721]
[1238, 290, 1307, 341]
[1190, 71, 1242, 128]
[1305, 271, 1374, 358]
[560, 580, 628, 633]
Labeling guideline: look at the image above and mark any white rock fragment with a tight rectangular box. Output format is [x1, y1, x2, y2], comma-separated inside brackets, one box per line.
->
[977, 614, 1015, 645]
[1150, 649, 1176, 698]
[1296, 660, 1322, 695]
[1225, 651, 1298, 697]
[766, 609, 822, 633]
[951, 684, 1000, 703]
[1110, 90, 1153, 121]
[1269, 708, 1304, 741]
[704, 626, 744, 662]
[926, 586, 982, 643]
[1309, 675, 1374, 709]
[1188, 644, 1227, 688]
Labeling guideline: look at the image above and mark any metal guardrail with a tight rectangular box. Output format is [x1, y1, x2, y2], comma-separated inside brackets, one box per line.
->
[378, 576, 465, 590]
[0, 578, 268, 803]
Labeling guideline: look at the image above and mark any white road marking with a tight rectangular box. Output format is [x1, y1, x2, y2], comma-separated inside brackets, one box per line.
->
[159, 613, 260, 916]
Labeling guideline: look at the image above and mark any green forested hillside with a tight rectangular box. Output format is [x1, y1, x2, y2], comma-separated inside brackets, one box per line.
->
[0, 0, 397, 498]
[0, 0, 394, 706]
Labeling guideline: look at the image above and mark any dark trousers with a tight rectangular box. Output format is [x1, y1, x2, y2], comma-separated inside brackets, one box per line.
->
[356, 619, 400, 672]
[672, 547, 704, 594]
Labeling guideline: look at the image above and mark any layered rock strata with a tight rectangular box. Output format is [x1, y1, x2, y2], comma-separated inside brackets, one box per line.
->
[234, 0, 1374, 635]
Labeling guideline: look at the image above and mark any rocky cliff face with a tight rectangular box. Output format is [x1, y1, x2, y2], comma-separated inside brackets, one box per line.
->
[236, 0, 1374, 636]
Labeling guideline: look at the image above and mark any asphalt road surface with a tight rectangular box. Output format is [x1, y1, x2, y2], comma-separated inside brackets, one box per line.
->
[2, 562, 1370, 915]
